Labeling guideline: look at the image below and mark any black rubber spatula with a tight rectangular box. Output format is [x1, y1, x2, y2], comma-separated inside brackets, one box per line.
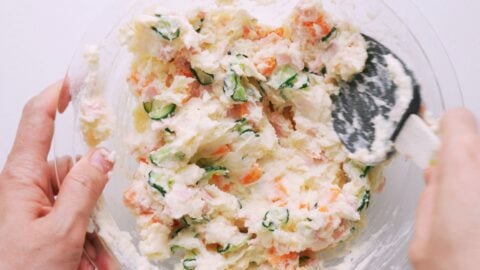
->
[332, 35, 440, 168]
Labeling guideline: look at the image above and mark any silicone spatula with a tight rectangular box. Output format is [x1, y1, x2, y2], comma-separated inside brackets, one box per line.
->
[331, 35, 440, 168]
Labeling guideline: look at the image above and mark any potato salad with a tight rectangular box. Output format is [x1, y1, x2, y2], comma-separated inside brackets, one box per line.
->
[121, 0, 381, 269]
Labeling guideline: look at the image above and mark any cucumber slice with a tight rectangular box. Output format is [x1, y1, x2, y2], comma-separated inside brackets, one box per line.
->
[182, 258, 197, 270]
[321, 26, 337, 42]
[149, 102, 176, 121]
[203, 166, 229, 179]
[360, 166, 372, 178]
[357, 190, 371, 212]
[143, 101, 153, 113]
[149, 147, 172, 166]
[147, 171, 169, 196]
[151, 14, 181, 41]
[262, 209, 289, 232]
[268, 66, 298, 89]
[192, 17, 204, 33]
[231, 84, 247, 102]
[223, 73, 248, 102]
[217, 243, 231, 254]
[223, 73, 238, 96]
[245, 80, 263, 102]
[149, 147, 184, 166]
[191, 67, 214, 85]
[293, 73, 310, 89]
[234, 118, 258, 136]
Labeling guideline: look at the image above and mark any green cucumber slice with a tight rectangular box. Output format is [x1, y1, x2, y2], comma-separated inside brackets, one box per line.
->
[182, 258, 197, 270]
[357, 190, 371, 212]
[147, 171, 169, 196]
[234, 118, 258, 136]
[268, 66, 298, 89]
[151, 14, 181, 41]
[321, 27, 337, 42]
[191, 67, 214, 85]
[203, 166, 229, 179]
[262, 209, 289, 232]
[224, 73, 248, 102]
[149, 102, 176, 121]
[293, 73, 310, 89]
[143, 101, 153, 113]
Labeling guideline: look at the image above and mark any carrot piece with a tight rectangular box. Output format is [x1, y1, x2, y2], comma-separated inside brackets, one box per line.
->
[274, 27, 284, 37]
[211, 174, 223, 186]
[151, 216, 162, 224]
[277, 182, 288, 195]
[329, 188, 340, 203]
[127, 72, 140, 84]
[259, 57, 277, 77]
[220, 183, 232, 192]
[316, 15, 331, 35]
[228, 103, 250, 118]
[268, 249, 299, 267]
[237, 103, 250, 116]
[211, 144, 231, 157]
[300, 203, 309, 209]
[165, 74, 174, 87]
[241, 163, 263, 185]
[272, 197, 282, 203]
[243, 26, 251, 38]
[137, 156, 148, 164]
[123, 188, 137, 209]
[318, 206, 329, 213]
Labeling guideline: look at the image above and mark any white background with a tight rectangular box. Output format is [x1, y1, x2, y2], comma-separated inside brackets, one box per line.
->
[0, 0, 479, 166]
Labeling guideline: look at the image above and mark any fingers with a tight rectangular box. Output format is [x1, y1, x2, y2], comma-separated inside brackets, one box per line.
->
[438, 108, 480, 185]
[50, 148, 114, 239]
[7, 81, 65, 166]
[78, 255, 96, 270]
[440, 108, 478, 139]
[89, 234, 120, 270]
[58, 77, 71, 114]
[79, 234, 119, 270]
[48, 156, 74, 195]
[409, 169, 438, 265]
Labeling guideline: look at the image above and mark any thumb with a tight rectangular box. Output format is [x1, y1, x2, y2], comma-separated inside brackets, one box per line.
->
[50, 148, 114, 239]
[409, 167, 437, 264]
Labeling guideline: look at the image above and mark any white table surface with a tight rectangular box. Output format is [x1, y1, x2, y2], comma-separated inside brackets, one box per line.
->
[0, 0, 479, 166]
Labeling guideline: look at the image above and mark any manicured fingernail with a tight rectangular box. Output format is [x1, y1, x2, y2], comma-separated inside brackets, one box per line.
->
[90, 148, 114, 174]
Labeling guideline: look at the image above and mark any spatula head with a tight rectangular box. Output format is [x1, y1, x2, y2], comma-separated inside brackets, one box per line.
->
[331, 35, 421, 165]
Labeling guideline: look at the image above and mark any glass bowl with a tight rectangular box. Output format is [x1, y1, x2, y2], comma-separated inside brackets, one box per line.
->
[55, 0, 463, 269]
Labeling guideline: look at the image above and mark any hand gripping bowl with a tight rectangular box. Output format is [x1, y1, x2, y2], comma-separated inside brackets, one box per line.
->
[54, 0, 463, 269]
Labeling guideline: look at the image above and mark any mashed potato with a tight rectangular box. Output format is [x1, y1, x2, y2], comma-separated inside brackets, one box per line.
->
[121, 1, 379, 269]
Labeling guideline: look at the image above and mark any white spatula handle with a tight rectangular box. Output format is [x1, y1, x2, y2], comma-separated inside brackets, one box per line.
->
[395, 115, 441, 169]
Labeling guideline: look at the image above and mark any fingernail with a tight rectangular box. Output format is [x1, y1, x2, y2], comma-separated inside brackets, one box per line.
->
[90, 148, 114, 174]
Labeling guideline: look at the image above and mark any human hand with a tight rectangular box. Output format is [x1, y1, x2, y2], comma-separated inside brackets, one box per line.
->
[0, 81, 117, 270]
[409, 108, 480, 270]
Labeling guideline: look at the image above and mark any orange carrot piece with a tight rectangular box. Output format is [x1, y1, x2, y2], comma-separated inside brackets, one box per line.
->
[241, 164, 263, 185]
[318, 206, 329, 213]
[211, 144, 232, 157]
[123, 189, 137, 208]
[274, 27, 284, 37]
[165, 74, 174, 87]
[238, 103, 250, 116]
[277, 182, 288, 195]
[243, 26, 251, 38]
[329, 188, 340, 203]
[316, 15, 331, 35]
[228, 103, 250, 118]
[260, 57, 277, 77]
[211, 174, 223, 186]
